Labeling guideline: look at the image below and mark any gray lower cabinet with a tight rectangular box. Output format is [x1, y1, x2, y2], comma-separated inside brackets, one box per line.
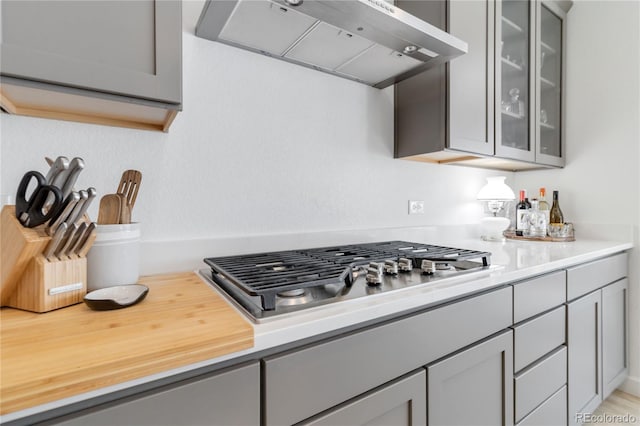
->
[567, 253, 629, 425]
[301, 369, 427, 426]
[0, 0, 182, 131]
[264, 287, 512, 425]
[567, 290, 602, 425]
[53, 363, 260, 426]
[602, 278, 628, 399]
[427, 330, 514, 426]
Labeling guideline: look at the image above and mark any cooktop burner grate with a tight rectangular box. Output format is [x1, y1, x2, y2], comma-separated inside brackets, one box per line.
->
[204, 251, 352, 310]
[204, 241, 491, 312]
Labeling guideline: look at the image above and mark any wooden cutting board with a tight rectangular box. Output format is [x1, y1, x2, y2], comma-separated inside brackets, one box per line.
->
[0, 272, 254, 415]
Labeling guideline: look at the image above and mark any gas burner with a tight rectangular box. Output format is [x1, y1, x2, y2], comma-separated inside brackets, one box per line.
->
[278, 288, 306, 297]
[203, 241, 492, 322]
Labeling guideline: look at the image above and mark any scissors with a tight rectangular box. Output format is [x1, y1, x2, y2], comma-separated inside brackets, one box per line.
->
[15, 171, 63, 228]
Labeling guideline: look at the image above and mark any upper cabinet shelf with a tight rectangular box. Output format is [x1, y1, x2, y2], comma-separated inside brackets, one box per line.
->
[0, 0, 182, 132]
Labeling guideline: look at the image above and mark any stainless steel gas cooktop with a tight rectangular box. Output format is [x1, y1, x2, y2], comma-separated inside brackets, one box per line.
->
[200, 241, 493, 323]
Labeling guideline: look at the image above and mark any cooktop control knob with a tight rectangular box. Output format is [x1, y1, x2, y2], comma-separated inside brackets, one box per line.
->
[383, 260, 398, 275]
[421, 259, 436, 275]
[398, 257, 413, 272]
[366, 262, 383, 286]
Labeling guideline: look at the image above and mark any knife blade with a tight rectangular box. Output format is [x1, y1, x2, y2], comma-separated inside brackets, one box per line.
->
[44, 222, 68, 261]
[60, 157, 85, 199]
[46, 192, 80, 235]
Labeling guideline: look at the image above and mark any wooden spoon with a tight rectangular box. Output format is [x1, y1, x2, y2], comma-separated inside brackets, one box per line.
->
[117, 170, 142, 212]
[97, 194, 121, 225]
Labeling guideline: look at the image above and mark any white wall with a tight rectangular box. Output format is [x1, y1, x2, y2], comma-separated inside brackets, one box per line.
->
[514, 0, 640, 396]
[1, 0, 638, 396]
[0, 2, 504, 242]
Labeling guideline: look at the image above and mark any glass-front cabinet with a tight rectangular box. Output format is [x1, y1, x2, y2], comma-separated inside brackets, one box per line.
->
[497, 0, 535, 162]
[536, 1, 566, 166]
[496, 0, 567, 166]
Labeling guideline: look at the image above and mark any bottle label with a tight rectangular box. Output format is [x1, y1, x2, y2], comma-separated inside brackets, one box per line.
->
[516, 210, 529, 231]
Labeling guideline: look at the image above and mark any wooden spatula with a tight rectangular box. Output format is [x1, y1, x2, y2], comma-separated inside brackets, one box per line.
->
[117, 170, 142, 211]
[97, 194, 121, 225]
[116, 194, 131, 224]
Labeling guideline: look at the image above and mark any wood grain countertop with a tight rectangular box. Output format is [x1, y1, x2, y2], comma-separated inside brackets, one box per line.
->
[0, 272, 254, 415]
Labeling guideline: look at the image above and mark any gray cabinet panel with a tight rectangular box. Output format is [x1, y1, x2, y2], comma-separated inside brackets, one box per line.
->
[566, 253, 627, 301]
[1, 0, 181, 104]
[428, 330, 514, 426]
[567, 290, 602, 425]
[264, 287, 512, 426]
[602, 279, 628, 398]
[513, 306, 565, 372]
[517, 386, 567, 426]
[514, 345, 567, 422]
[512, 270, 566, 323]
[448, 0, 495, 155]
[302, 369, 426, 426]
[55, 363, 260, 426]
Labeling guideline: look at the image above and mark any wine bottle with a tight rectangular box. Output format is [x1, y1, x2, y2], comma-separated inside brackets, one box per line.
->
[538, 188, 550, 224]
[550, 190, 564, 225]
[516, 190, 531, 236]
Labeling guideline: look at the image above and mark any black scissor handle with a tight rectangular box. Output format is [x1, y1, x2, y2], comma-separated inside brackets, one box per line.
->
[16, 171, 63, 228]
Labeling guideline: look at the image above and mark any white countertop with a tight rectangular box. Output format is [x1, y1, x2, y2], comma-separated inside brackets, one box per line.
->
[3, 236, 633, 424]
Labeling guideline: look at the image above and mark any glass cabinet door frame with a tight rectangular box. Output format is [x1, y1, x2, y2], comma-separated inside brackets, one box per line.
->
[535, 0, 568, 167]
[495, 0, 537, 163]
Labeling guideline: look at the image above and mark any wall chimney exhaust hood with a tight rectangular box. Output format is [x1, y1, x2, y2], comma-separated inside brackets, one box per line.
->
[195, 0, 468, 88]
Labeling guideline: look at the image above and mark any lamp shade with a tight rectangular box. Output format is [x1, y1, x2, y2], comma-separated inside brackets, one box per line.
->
[477, 176, 515, 201]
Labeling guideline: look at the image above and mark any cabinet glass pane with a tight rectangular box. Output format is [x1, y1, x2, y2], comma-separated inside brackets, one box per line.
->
[539, 5, 563, 157]
[500, 0, 531, 152]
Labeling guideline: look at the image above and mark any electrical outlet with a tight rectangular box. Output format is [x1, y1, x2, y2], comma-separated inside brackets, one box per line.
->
[408, 200, 425, 215]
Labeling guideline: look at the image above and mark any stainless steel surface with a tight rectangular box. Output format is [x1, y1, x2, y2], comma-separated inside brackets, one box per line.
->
[60, 157, 85, 199]
[75, 222, 96, 255]
[202, 241, 494, 323]
[195, 0, 467, 88]
[44, 222, 67, 261]
[68, 222, 88, 256]
[57, 223, 79, 258]
[45, 156, 69, 185]
[46, 191, 80, 235]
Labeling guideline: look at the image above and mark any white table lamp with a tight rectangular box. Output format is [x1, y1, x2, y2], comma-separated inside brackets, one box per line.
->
[477, 176, 515, 241]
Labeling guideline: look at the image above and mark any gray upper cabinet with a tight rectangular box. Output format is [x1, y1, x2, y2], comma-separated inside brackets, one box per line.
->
[395, 0, 570, 172]
[0, 0, 182, 132]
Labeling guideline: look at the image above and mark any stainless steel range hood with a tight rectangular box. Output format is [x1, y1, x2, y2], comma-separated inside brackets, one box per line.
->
[195, 0, 468, 88]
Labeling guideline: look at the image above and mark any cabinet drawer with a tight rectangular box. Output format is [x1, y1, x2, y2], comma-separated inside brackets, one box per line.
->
[513, 271, 566, 323]
[567, 253, 627, 301]
[515, 346, 567, 422]
[517, 386, 567, 426]
[56, 362, 260, 426]
[264, 286, 512, 426]
[513, 306, 566, 372]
